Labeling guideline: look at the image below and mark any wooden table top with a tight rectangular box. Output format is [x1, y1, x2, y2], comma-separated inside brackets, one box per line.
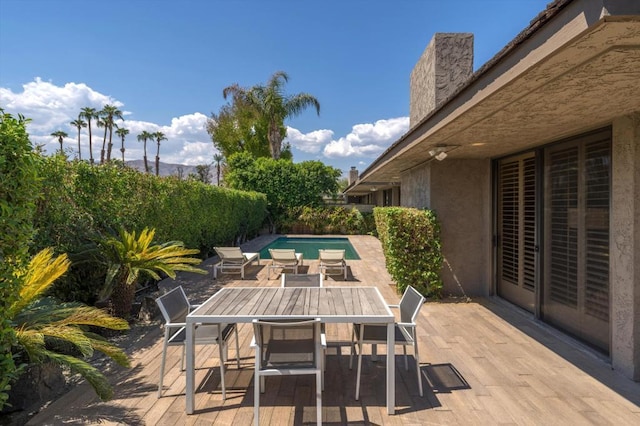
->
[188, 286, 394, 324]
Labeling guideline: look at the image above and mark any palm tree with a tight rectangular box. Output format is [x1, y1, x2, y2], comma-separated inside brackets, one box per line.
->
[115, 127, 129, 163]
[223, 71, 320, 159]
[99, 228, 205, 319]
[97, 118, 108, 164]
[10, 248, 130, 401]
[80, 107, 98, 164]
[152, 131, 167, 176]
[137, 130, 154, 173]
[213, 153, 224, 185]
[70, 117, 87, 160]
[100, 104, 124, 162]
[50, 130, 68, 154]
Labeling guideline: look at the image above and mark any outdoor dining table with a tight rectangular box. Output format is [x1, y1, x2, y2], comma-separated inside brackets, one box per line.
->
[185, 286, 397, 415]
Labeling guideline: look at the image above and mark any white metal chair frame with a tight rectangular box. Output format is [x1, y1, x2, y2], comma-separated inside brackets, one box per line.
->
[252, 318, 323, 426]
[213, 246, 260, 279]
[267, 248, 303, 279]
[318, 249, 348, 280]
[155, 286, 240, 399]
[349, 285, 425, 400]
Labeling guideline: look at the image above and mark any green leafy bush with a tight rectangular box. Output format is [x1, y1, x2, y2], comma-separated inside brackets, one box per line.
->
[224, 152, 341, 230]
[297, 206, 375, 235]
[0, 110, 41, 409]
[33, 158, 267, 304]
[374, 207, 443, 297]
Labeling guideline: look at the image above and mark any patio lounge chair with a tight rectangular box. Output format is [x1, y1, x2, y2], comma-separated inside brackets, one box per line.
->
[349, 285, 425, 400]
[252, 318, 323, 426]
[213, 246, 260, 279]
[267, 248, 303, 279]
[318, 249, 348, 280]
[281, 273, 324, 287]
[155, 286, 240, 399]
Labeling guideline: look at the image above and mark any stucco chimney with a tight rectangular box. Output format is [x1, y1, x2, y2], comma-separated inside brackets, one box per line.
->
[410, 33, 473, 128]
[348, 166, 359, 185]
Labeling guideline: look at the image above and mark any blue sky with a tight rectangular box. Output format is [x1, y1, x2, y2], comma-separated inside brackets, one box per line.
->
[0, 0, 548, 176]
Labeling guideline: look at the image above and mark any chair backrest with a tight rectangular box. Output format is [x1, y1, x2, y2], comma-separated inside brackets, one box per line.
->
[155, 286, 190, 325]
[399, 285, 425, 324]
[318, 249, 345, 262]
[269, 248, 297, 261]
[281, 273, 323, 287]
[214, 246, 244, 260]
[252, 318, 321, 368]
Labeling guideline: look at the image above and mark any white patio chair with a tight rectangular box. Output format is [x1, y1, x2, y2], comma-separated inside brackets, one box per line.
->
[318, 249, 348, 280]
[155, 286, 240, 399]
[281, 273, 324, 288]
[349, 285, 425, 400]
[252, 318, 323, 426]
[213, 246, 260, 279]
[267, 248, 303, 279]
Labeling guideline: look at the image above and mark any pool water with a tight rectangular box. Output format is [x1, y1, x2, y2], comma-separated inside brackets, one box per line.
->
[259, 237, 360, 260]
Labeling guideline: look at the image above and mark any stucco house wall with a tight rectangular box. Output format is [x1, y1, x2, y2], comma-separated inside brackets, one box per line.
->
[400, 159, 491, 296]
[611, 112, 640, 380]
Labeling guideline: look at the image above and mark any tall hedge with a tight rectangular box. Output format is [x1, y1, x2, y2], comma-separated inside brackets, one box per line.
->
[33, 156, 267, 303]
[374, 207, 443, 297]
[0, 111, 41, 408]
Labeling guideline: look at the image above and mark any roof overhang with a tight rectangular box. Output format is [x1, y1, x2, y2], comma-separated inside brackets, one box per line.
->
[346, 0, 640, 196]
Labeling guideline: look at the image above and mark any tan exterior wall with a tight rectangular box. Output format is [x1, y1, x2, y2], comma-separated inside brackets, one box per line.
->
[400, 159, 491, 296]
[611, 113, 640, 380]
[409, 33, 473, 128]
[400, 165, 431, 208]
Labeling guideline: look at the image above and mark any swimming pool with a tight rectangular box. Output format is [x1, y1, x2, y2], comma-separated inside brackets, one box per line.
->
[259, 237, 360, 260]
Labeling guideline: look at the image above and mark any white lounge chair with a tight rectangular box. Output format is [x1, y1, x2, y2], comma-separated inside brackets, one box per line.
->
[267, 248, 303, 279]
[213, 246, 260, 279]
[318, 249, 348, 280]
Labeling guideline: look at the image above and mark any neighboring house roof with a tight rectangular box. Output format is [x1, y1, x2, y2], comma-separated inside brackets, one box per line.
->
[346, 0, 640, 195]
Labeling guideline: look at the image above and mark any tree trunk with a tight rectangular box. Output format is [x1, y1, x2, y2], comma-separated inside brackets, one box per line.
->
[110, 275, 136, 319]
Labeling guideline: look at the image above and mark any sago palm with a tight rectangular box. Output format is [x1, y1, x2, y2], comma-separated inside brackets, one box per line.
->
[10, 248, 131, 401]
[99, 228, 206, 319]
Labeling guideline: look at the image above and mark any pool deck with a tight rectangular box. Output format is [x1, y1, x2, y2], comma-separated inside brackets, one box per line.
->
[25, 234, 640, 425]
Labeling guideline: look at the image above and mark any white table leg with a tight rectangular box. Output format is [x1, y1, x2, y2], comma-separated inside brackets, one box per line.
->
[186, 322, 195, 414]
[387, 321, 395, 414]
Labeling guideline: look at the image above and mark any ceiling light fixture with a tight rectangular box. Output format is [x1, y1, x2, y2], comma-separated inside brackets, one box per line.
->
[428, 145, 457, 161]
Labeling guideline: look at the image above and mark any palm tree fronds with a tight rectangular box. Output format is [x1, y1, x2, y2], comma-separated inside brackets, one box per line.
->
[10, 249, 70, 317]
[44, 350, 114, 401]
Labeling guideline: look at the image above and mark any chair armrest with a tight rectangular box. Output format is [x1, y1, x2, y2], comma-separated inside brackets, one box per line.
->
[396, 321, 416, 328]
[388, 304, 400, 309]
[165, 322, 187, 329]
[189, 304, 201, 311]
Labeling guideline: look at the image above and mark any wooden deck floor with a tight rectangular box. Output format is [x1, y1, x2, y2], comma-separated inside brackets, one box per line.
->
[27, 235, 640, 425]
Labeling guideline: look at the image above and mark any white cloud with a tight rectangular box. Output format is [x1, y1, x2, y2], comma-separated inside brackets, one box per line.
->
[0, 78, 406, 169]
[323, 117, 408, 158]
[0, 78, 214, 165]
[284, 127, 334, 154]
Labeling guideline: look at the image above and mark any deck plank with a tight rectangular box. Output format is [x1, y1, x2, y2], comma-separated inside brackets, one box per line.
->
[25, 235, 640, 425]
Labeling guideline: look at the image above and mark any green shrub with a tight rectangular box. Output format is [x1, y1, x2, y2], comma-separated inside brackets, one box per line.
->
[374, 207, 443, 297]
[0, 110, 41, 409]
[32, 158, 267, 304]
[224, 152, 341, 230]
[297, 206, 375, 235]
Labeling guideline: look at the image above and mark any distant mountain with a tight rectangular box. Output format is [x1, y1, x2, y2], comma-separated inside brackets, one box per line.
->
[125, 160, 217, 182]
